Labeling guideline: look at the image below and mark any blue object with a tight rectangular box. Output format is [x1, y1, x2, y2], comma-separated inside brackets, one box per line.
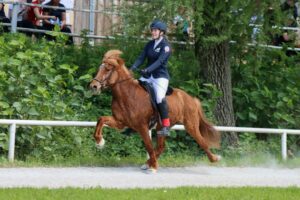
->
[150, 20, 167, 33]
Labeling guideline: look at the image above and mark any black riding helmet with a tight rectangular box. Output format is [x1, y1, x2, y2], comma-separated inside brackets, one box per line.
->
[150, 20, 167, 33]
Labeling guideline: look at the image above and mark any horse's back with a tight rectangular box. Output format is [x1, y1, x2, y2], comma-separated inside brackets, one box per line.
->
[167, 88, 200, 123]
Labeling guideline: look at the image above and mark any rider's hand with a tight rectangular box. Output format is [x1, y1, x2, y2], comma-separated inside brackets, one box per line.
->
[140, 69, 149, 77]
[130, 66, 137, 71]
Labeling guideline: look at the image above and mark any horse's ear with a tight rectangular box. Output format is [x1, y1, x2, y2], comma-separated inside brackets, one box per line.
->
[105, 59, 119, 67]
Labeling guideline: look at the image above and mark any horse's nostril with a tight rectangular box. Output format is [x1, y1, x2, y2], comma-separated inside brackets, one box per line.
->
[93, 85, 98, 89]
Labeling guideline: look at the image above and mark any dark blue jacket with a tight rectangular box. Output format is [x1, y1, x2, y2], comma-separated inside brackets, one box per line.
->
[131, 37, 171, 79]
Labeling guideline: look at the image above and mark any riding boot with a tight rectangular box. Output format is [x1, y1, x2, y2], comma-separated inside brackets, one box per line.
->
[157, 98, 170, 136]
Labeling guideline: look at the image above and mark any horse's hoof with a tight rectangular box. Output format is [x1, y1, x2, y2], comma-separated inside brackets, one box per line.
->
[144, 168, 157, 174]
[216, 155, 222, 161]
[140, 164, 149, 170]
[95, 138, 105, 149]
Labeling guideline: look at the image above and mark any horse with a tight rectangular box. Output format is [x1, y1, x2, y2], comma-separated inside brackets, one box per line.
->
[89, 49, 221, 173]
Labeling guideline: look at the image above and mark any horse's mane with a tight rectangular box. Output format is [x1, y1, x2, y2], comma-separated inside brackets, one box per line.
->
[103, 49, 123, 60]
[103, 50, 131, 77]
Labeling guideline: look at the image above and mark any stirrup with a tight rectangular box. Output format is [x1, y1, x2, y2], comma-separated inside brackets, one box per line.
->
[121, 128, 134, 136]
[157, 127, 170, 136]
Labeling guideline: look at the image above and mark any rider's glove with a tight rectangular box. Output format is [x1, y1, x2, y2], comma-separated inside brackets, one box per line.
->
[140, 69, 150, 77]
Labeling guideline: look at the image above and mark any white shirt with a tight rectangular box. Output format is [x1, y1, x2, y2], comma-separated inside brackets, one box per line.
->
[154, 36, 163, 49]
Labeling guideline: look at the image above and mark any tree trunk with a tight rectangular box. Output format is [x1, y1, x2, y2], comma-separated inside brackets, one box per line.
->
[196, 40, 239, 146]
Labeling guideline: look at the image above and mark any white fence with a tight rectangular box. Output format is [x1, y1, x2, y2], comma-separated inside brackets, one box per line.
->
[0, 119, 300, 162]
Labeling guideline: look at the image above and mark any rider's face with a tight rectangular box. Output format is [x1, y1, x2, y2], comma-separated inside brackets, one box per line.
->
[151, 28, 162, 39]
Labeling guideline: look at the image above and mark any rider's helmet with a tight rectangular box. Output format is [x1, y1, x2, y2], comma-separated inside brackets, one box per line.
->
[150, 20, 167, 34]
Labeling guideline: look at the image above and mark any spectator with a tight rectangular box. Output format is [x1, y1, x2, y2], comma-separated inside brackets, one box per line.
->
[25, 0, 56, 39]
[172, 6, 191, 41]
[276, 0, 298, 45]
[276, 0, 299, 55]
[26, 0, 56, 26]
[0, 3, 10, 33]
[8, 0, 37, 37]
[42, 0, 73, 44]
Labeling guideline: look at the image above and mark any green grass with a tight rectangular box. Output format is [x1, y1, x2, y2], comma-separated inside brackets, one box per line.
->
[0, 187, 299, 200]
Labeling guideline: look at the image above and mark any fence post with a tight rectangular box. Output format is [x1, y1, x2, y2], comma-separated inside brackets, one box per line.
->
[11, 3, 19, 33]
[281, 132, 287, 160]
[8, 123, 16, 162]
[89, 0, 95, 45]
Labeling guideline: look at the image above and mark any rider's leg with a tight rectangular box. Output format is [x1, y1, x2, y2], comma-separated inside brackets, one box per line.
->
[153, 77, 170, 136]
[157, 98, 170, 136]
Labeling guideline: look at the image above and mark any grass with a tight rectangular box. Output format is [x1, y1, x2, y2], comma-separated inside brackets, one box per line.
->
[0, 187, 299, 200]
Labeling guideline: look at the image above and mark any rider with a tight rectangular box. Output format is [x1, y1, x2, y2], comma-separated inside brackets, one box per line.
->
[130, 20, 172, 136]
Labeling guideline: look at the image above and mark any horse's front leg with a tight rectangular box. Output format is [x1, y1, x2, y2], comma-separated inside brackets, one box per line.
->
[94, 116, 125, 148]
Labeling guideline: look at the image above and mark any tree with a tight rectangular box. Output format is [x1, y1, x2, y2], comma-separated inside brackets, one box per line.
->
[193, 0, 240, 146]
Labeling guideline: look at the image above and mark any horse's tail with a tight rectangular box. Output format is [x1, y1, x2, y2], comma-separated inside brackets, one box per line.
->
[194, 98, 221, 149]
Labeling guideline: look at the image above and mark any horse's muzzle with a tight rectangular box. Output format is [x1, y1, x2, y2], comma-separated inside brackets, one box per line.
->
[89, 81, 102, 94]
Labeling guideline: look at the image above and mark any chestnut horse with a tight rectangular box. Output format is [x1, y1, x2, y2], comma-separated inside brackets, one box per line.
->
[89, 50, 221, 173]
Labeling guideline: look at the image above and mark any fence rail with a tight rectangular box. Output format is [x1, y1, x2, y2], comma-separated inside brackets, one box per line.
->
[1, 119, 300, 162]
[2, 1, 300, 50]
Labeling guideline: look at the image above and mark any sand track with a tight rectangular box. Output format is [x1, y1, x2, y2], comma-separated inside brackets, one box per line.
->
[0, 166, 299, 188]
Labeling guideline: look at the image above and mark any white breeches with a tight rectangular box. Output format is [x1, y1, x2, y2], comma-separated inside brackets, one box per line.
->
[139, 75, 169, 104]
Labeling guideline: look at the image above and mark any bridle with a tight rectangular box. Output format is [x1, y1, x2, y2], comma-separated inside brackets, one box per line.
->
[92, 63, 133, 89]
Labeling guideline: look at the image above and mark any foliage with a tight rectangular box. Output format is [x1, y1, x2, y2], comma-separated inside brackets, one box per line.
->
[232, 47, 300, 129]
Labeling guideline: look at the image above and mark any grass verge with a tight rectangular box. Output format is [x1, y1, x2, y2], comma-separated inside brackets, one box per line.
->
[0, 187, 299, 200]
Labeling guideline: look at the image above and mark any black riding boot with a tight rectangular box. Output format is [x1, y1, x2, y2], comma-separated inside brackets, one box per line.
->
[157, 98, 170, 136]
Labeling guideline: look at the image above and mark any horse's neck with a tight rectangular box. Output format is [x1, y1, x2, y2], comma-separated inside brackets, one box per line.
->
[111, 75, 139, 104]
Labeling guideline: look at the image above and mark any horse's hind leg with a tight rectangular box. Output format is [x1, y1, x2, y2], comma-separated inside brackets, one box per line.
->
[155, 136, 166, 159]
[185, 123, 220, 162]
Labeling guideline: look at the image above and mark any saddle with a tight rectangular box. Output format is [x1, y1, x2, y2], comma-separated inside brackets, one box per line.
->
[138, 80, 173, 112]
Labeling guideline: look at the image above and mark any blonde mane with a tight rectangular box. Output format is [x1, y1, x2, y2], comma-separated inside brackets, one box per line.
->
[103, 49, 131, 76]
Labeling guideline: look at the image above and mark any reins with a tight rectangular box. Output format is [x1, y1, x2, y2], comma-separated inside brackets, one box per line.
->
[93, 76, 133, 88]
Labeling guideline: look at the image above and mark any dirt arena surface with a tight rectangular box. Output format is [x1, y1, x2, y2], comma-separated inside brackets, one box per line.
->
[0, 166, 299, 188]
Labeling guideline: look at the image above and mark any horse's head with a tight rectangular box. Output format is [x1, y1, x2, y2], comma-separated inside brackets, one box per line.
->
[90, 50, 127, 93]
